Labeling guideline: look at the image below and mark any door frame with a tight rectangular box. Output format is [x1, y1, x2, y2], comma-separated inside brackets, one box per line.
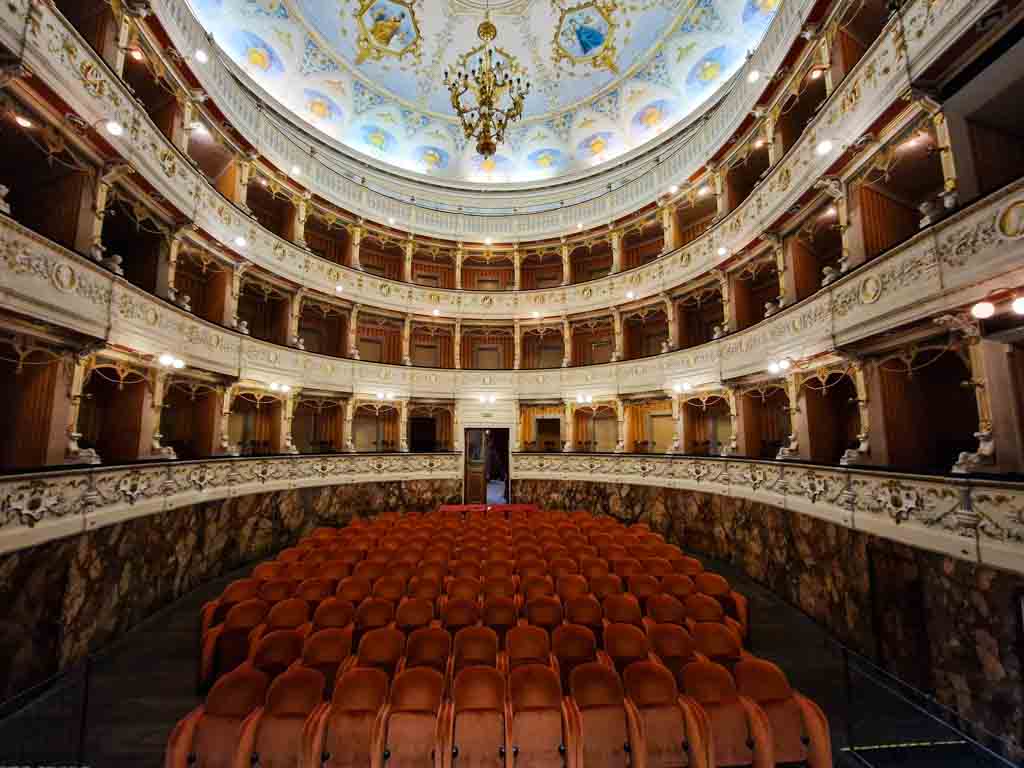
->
[463, 427, 511, 504]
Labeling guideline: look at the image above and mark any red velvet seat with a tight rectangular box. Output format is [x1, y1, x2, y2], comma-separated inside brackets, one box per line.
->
[306, 598, 355, 636]
[377, 667, 448, 767]
[648, 623, 702, 686]
[603, 623, 654, 678]
[248, 629, 305, 681]
[396, 597, 435, 636]
[483, 597, 519, 649]
[661, 573, 697, 603]
[525, 596, 564, 639]
[449, 666, 508, 768]
[309, 667, 388, 768]
[557, 574, 589, 604]
[234, 666, 325, 768]
[507, 625, 554, 672]
[567, 662, 636, 767]
[337, 576, 373, 606]
[508, 664, 571, 766]
[200, 599, 269, 689]
[623, 661, 712, 768]
[353, 627, 406, 681]
[403, 627, 452, 678]
[299, 628, 353, 698]
[552, 624, 600, 694]
[443, 598, 481, 635]
[452, 626, 500, 678]
[372, 575, 407, 604]
[602, 594, 643, 629]
[590, 574, 624, 602]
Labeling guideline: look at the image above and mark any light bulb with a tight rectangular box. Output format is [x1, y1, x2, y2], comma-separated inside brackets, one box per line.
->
[388, 217, 395, 225]
[669, 185, 679, 194]
[576, 394, 584, 403]
[432, 309, 440, 316]
[335, 284, 344, 292]
[290, 164, 302, 176]
[270, 382, 280, 391]
[815, 140, 834, 156]
[810, 68, 822, 80]
[768, 362, 780, 374]
[779, 359, 791, 370]
[190, 121, 207, 134]
[531, 311, 539, 318]
[281, 384, 291, 393]
[577, 223, 583, 230]
[485, 237, 493, 245]
[130, 49, 144, 61]
[683, 382, 692, 391]
[971, 301, 995, 319]
[14, 116, 32, 128]
[672, 383, 682, 393]
[105, 120, 124, 136]
[172, 358, 185, 369]
[717, 246, 728, 256]
[194, 49, 209, 64]
[626, 291, 635, 300]
[158, 353, 174, 367]
[747, 69, 761, 84]
[234, 236, 247, 247]
[385, 392, 393, 400]
[1013, 297, 1024, 315]
[697, 185, 711, 197]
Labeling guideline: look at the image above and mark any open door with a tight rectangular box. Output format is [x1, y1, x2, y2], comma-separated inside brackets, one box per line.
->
[464, 428, 509, 504]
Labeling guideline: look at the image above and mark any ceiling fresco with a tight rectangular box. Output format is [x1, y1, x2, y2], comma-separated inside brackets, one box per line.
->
[187, 0, 778, 183]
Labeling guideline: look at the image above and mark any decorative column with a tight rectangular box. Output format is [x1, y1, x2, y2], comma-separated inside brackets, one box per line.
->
[455, 243, 464, 289]
[714, 269, 734, 333]
[349, 224, 363, 270]
[560, 237, 571, 285]
[399, 399, 410, 452]
[563, 400, 575, 452]
[661, 204, 678, 254]
[722, 387, 740, 456]
[670, 394, 683, 453]
[932, 109, 970, 209]
[513, 319, 522, 370]
[815, 176, 855, 270]
[513, 245, 521, 290]
[765, 232, 790, 307]
[453, 400, 463, 452]
[815, 37, 835, 96]
[610, 228, 623, 274]
[708, 164, 727, 220]
[224, 263, 247, 332]
[561, 316, 572, 368]
[343, 398, 356, 452]
[288, 288, 306, 349]
[65, 353, 101, 464]
[614, 398, 625, 453]
[155, 229, 184, 303]
[145, 369, 177, 460]
[279, 392, 299, 454]
[763, 110, 780, 167]
[662, 292, 678, 351]
[777, 374, 802, 460]
[402, 313, 412, 366]
[219, 386, 240, 456]
[840, 361, 872, 466]
[348, 304, 360, 359]
[454, 319, 462, 369]
[76, 163, 129, 261]
[291, 191, 311, 249]
[611, 308, 623, 362]
[403, 237, 415, 283]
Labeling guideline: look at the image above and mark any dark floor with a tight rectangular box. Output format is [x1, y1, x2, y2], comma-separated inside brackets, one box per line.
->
[0, 556, 1013, 767]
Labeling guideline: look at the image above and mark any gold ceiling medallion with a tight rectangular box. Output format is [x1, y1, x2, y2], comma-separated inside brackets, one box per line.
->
[551, 0, 620, 75]
[445, 14, 531, 158]
[355, 0, 422, 65]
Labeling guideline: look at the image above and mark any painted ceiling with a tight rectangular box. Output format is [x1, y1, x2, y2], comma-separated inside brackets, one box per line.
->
[187, 0, 778, 183]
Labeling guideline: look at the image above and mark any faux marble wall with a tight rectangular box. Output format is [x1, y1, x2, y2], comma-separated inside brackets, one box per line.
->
[0, 479, 460, 702]
[512, 478, 1024, 758]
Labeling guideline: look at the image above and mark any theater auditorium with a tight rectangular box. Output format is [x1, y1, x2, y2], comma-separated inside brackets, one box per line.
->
[0, 0, 1022, 765]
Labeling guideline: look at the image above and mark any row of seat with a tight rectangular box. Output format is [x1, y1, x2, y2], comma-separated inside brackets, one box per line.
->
[176, 505, 829, 766]
[169, 655, 830, 767]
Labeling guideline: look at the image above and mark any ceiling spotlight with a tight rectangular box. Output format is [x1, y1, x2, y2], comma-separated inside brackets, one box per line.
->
[172, 358, 185, 369]
[234, 235, 247, 247]
[768, 361, 780, 374]
[577, 223, 583, 230]
[130, 49, 144, 61]
[1013, 297, 1024, 316]
[779, 359, 791, 370]
[105, 120, 124, 137]
[14, 115, 32, 128]
[158, 353, 175, 367]
[754, 138, 766, 149]
[747, 69, 761, 84]
[376, 392, 384, 400]
[290, 164, 302, 176]
[971, 301, 995, 319]
[825, 206, 838, 217]
[194, 48, 209, 64]
[335, 284, 344, 292]
[669, 185, 679, 194]
[717, 246, 728, 256]
[388, 217, 395, 225]
[485, 237, 493, 245]
[432, 308, 441, 316]
[815, 140, 834, 156]
[626, 291, 635, 300]
[260, 178, 268, 186]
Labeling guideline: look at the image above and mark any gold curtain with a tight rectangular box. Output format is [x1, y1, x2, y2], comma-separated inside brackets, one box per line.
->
[520, 404, 563, 447]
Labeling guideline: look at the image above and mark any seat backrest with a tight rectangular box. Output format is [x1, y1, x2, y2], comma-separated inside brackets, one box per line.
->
[646, 593, 686, 625]
[382, 668, 445, 767]
[671, 555, 703, 577]
[252, 629, 305, 680]
[312, 598, 355, 632]
[517, 559, 547, 581]
[549, 557, 579, 579]
[483, 576, 517, 601]
[451, 560, 482, 580]
[507, 625, 551, 671]
[623, 661, 694, 768]
[449, 577, 483, 603]
[323, 667, 390, 768]
[602, 594, 643, 627]
[590, 574, 624, 601]
[187, 667, 269, 768]
[627, 574, 661, 605]
[735, 659, 808, 764]
[356, 627, 406, 680]
[297, 577, 337, 604]
[483, 559, 515, 580]
[569, 662, 631, 768]
[320, 561, 352, 582]
[355, 597, 396, 635]
[661, 574, 696, 602]
[525, 595, 563, 633]
[693, 622, 742, 667]
[253, 562, 286, 582]
[604, 623, 650, 677]
[557, 575, 589, 603]
[552, 624, 597, 693]
[453, 626, 499, 676]
[395, 598, 434, 634]
[266, 598, 311, 631]
[251, 667, 325, 768]
[443, 598, 481, 633]
[522, 576, 555, 602]
[258, 579, 296, 604]
[483, 597, 519, 645]
[354, 560, 387, 584]
[682, 661, 755, 767]
[285, 562, 320, 583]
[337, 576, 373, 605]
[373, 576, 407, 603]
[695, 571, 730, 598]
[648, 623, 697, 677]
[407, 576, 441, 603]
[685, 592, 726, 623]
[301, 628, 353, 696]
[580, 558, 610, 580]
[213, 600, 270, 680]
[451, 666, 507, 768]
[641, 557, 673, 579]
[404, 627, 452, 675]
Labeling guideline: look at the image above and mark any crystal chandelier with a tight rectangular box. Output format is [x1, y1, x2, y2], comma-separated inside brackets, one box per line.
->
[444, 15, 530, 158]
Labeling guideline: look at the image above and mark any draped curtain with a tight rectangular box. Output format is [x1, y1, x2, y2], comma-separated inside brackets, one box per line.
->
[521, 263, 562, 289]
[463, 266, 514, 290]
[360, 242, 403, 280]
[359, 323, 402, 364]
[858, 185, 920, 260]
[412, 260, 455, 288]
[520, 405, 563, 448]
[462, 333, 514, 369]
[412, 330, 453, 368]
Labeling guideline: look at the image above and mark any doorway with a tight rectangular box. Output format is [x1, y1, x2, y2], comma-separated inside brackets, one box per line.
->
[409, 417, 437, 452]
[464, 428, 509, 504]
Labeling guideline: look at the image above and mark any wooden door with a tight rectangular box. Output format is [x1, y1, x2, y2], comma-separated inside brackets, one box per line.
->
[464, 428, 487, 503]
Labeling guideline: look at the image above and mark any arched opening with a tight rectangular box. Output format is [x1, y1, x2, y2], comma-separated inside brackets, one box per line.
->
[621, 222, 664, 270]
[520, 252, 563, 289]
[299, 301, 349, 358]
[623, 308, 668, 360]
[237, 280, 290, 345]
[360, 236, 404, 281]
[737, 386, 790, 459]
[463, 253, 514, 290]
[785, 201, 844, 302]
[570, 242, 611, 284]
[682, 396, 732, 456]
[411, 248, 455, 288]
[800, 373, 861, 464]
[573, 405, 618, 452]
[229, 392, 284, 456]
[461, 328, 514, 370]
[522, 328, 565, 369]
[408, 405, 454, 452]
[160, 381, 222, 460]
[520, 404, 563, 452]
[291, 398, 346, 454]
[77, 363, 151, 463]
[352, 403, 400, 452]
[878, 349, 979, 472]
[304, 212, 349, 266]
[570, 319, 614, 366]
